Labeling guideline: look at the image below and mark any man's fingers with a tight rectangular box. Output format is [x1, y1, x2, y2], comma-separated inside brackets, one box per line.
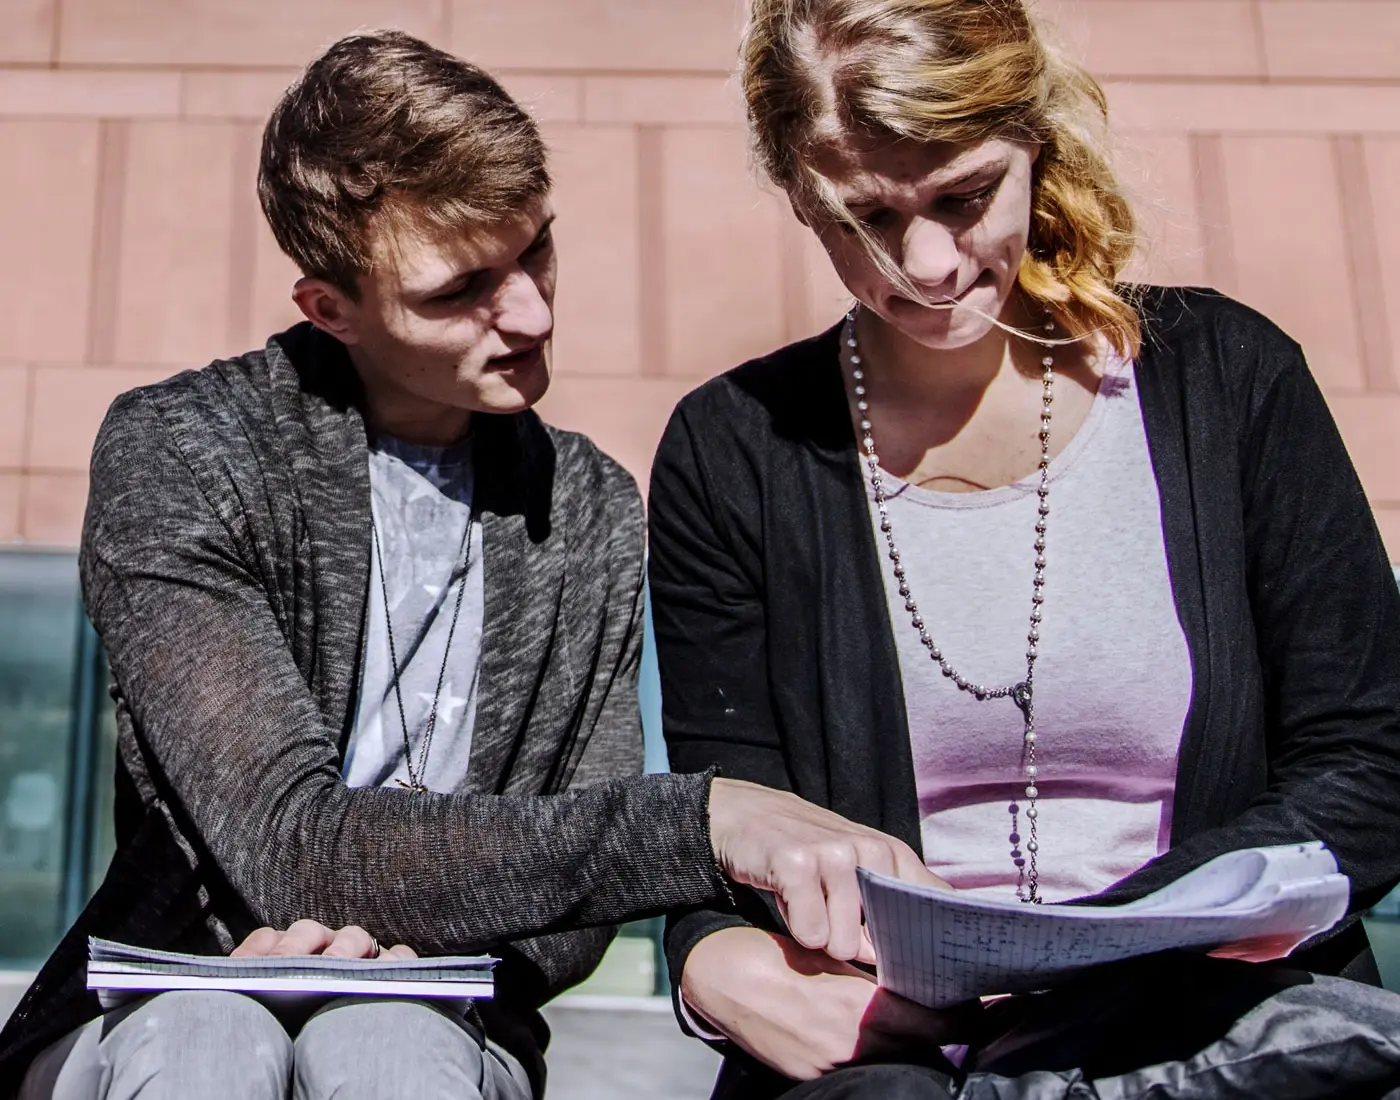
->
[269, 919, 337, 956]
[324, 924, 377, 959]
[231, 927, 281, 958]
[385, 944, 418, 960]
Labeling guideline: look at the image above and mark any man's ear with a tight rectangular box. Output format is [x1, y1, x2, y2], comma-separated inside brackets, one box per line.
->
[291, 277, 363, 345]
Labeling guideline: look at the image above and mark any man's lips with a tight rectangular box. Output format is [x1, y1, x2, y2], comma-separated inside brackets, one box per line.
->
[487, 343, 546, 371]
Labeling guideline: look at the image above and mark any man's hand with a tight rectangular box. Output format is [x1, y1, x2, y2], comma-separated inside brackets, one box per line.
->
[682, 927, 978, 1080]
[707, 778, 949, 962]
[232, 919, 418, 960]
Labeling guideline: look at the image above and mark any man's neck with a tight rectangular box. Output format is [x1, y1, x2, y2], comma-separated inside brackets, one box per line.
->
[349, 347, 473, 447]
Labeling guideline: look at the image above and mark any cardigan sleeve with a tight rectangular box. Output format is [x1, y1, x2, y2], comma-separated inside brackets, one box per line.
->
[487, 445, 651, 1027]
[1093, 332, 1400, 930]
[648, 396, 794, 1036]
[80, 390, 728, 955]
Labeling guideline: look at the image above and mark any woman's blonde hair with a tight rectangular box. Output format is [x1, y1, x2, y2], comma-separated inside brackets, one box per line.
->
[742, 0, 1141, 357]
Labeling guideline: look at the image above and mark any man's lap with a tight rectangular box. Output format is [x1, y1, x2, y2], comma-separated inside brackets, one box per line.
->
[19, 991, 530, 1100]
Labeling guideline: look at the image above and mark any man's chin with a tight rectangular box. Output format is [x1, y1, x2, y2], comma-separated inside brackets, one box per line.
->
[474, 362, 552, 414]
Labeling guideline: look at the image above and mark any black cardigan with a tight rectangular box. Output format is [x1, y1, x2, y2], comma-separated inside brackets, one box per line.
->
[648, 287, 1400, 1030]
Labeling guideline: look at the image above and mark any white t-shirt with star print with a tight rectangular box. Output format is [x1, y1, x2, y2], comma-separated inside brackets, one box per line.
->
[343, 434, 484, 793]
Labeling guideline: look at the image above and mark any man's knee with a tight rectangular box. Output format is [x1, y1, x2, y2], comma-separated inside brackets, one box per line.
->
[293, 998, 490, 1100]
[103, 991, 292, 1100]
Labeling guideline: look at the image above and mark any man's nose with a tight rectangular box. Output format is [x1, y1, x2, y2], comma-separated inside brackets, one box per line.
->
[494, 267, 553, 342]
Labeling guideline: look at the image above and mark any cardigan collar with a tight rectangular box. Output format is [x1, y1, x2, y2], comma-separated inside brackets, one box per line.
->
[260, 323, 563, 794]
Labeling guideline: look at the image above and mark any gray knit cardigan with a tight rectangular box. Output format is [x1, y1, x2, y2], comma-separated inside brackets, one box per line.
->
[0, 323, 725, 1096]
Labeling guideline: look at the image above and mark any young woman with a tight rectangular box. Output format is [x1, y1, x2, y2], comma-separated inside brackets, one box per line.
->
[648, 2, 1400, 1097]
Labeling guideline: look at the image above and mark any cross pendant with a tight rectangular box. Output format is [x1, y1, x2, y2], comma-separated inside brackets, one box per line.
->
[394, 778, 429, 793]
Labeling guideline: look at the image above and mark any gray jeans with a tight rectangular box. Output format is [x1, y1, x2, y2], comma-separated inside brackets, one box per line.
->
[18, 992, 533, 1100]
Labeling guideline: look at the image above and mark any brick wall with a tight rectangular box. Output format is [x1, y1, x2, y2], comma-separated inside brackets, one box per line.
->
[1, 0, 1397, 557]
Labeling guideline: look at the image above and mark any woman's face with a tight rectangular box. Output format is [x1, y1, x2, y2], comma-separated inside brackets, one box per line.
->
[805, 134, 1040, 350]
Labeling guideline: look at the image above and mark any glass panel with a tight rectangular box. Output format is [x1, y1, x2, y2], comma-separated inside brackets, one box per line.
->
[88, 663, 118, 893]
[0, 551, 80, 965]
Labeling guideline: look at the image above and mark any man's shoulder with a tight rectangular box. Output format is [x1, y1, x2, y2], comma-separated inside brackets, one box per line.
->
[537, 418, 641, 517]
[105, 323, 320, 443]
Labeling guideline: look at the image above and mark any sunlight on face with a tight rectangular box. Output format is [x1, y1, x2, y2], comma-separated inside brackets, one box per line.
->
[350, 200, 558, 424]
[807, 136, 1039, 351]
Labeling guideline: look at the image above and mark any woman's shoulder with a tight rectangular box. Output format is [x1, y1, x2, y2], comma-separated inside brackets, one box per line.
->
[1132, 285, 1304, 379]
[669, 320, 847, 442]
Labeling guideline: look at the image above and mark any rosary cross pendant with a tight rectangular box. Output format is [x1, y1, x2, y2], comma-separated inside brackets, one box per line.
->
[395, 778, 430, 793]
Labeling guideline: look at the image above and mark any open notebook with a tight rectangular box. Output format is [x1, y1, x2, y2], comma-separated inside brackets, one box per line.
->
[87, 938, 497, 1011]
[859, 841, 1350, 1009]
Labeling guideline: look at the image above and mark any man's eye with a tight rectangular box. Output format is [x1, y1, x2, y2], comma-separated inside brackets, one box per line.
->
[524, 228, 554, 257]
[434, 275, 487, 303]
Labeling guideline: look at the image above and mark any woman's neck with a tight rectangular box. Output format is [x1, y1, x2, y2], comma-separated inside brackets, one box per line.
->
[853, 295, 1044, 405]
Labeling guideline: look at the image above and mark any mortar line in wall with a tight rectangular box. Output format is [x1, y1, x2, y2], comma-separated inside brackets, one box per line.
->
[226, 122, 261, 354]
[1249, 0, 1271, 84]
[1332, 135, 1398, 392]
[86, 120, 130, 367]
[637, 124, 668, 378]
[1188, 133, 1239, 297]
[48, 0, 63, 68]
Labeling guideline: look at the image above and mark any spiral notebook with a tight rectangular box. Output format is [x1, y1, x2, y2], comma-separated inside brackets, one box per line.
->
[87, 938, 497, 1011]
[859, 841, 1350, 1009]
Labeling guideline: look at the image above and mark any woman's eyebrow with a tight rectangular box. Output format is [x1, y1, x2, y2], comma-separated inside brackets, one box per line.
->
[843, 160, 1008, 211]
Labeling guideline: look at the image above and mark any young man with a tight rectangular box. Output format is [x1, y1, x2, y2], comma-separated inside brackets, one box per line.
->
[0, 31, 938, 1100]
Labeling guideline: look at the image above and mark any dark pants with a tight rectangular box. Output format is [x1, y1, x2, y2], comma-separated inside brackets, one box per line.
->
[711, 953, 1400, 1100]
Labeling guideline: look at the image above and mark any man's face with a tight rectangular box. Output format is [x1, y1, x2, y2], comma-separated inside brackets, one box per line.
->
[326, 200, 557, 435]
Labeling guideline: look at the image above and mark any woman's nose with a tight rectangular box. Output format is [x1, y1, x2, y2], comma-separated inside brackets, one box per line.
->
[900, 217, 961, 295]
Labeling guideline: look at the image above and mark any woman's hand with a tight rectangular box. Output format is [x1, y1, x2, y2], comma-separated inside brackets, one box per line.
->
[681, 926, 980, 1080]
[231, 919, 418, 960]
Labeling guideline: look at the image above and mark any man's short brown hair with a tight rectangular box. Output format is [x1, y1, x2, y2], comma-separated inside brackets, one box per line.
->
[258, 30, 550, 296]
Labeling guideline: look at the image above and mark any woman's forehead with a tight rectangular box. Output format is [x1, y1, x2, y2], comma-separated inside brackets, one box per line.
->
[812, 135, 1019, 206]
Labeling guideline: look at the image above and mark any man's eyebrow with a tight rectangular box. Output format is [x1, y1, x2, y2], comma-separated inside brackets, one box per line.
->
[422, 215, 558, 297]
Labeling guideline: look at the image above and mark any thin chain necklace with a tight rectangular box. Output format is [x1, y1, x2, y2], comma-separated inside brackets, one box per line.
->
[371, 509, 474, 794]
[844, 304, 1057, 902]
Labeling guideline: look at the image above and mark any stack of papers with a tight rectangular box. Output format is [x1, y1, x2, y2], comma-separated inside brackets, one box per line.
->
[859, 841, 1350, 1008]
[87, 938, 497, 1011]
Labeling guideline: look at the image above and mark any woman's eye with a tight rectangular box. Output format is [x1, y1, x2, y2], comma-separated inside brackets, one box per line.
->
[943, 184, 997, 214]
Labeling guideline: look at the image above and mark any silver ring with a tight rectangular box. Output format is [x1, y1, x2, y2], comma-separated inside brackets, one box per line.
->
[369, 935, 381, 958]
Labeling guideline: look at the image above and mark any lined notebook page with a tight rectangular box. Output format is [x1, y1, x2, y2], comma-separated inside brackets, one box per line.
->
[858, 843, 1349, 1008]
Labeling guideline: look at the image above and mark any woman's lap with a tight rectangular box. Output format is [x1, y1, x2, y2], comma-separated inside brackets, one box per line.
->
[715, 954, 1400, 1099]
[19, 991, 530, 1100]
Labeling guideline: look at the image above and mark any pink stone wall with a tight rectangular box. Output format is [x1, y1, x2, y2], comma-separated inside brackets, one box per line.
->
[1, 0, 1397, 558]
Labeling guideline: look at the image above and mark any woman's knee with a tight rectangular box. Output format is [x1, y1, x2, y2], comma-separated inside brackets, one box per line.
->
[784, 1063, 958, 1100]
[292, 998, 489, 1100]
[102, 991, 292, 1099]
